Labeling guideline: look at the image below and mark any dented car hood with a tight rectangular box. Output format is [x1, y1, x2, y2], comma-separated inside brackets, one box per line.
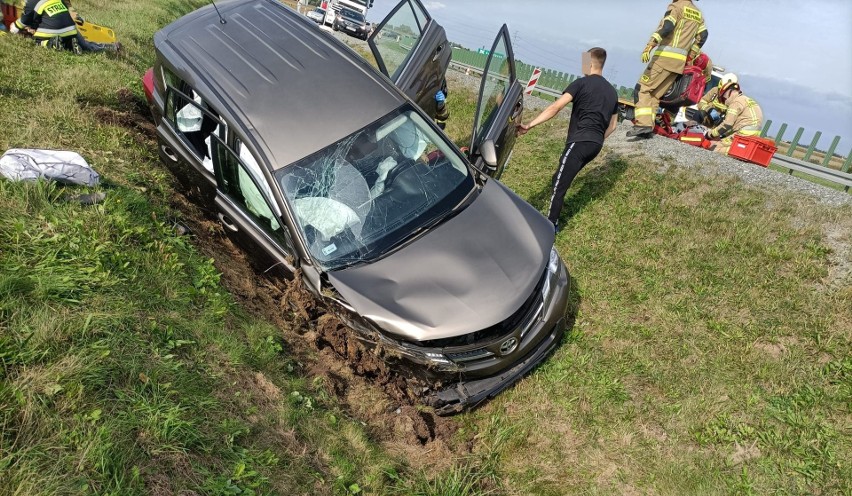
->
[328, 180, 555, 342]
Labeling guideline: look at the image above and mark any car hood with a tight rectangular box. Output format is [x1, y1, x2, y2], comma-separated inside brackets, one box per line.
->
[328, 180, 555, 342]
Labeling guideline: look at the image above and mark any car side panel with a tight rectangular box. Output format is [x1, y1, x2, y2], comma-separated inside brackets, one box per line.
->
[469, 25, 523, 179]
[155, 121, 218, 210]
[214, 194, 294, 278]
[392, 23, 449, 117]
[368, 0, 450, 118]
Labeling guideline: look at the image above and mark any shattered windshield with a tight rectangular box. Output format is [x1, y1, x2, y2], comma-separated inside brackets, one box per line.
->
[276, 105, 474, 271]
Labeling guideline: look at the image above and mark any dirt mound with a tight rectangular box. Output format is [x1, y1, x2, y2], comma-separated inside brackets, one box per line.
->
[166, 192, 465, 468]
[80, 89, 157, 146]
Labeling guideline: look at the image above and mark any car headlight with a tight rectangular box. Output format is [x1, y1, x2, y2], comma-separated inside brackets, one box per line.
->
[541, 246, 561, 300]
[335, 308, 460, 371]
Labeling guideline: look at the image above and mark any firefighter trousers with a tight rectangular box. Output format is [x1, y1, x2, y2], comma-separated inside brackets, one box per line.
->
[635, 62, 680, 128]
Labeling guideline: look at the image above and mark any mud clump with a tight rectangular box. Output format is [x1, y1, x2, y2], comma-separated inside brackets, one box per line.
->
[312, 313, 416, 405]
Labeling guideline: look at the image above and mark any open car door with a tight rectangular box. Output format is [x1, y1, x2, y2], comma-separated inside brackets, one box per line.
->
[468, 25, 523, 180]
[368, 0, 450, 119]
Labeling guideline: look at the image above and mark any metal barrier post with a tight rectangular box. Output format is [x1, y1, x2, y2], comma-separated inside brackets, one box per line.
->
[842, 148, 852, 173]
[786, 127, 804, 157]
[761, 120, 772, 138]
[802, 131, 822, 162]
[774, 123, 787, 146]
[821, 136, 841, 168]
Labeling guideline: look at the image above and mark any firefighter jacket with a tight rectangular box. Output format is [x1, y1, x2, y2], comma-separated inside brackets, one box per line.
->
[698, 87, 728, 114]
[648, 0, 708, 74]
[708, 92, 763, 140]
[15, 0, 77, 39]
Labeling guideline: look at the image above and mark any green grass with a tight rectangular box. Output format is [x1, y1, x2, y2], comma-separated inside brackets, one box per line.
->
[2, 1, 851, 495]
[0, 1, 413, 494]
[444, 89, 852, 495]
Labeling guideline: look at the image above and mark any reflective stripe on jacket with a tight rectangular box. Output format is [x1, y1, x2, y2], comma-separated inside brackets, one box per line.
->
[650, 1, 707, 74]
[17, 0, 77, 38]
[710, 92, 763, 139]
[698, 87, 728, 113]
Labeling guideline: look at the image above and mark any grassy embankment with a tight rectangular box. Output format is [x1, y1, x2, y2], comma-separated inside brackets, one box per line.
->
[0, 1, 435, 495]
[2, 0, 851, 494]
[442, 90, 852, 495]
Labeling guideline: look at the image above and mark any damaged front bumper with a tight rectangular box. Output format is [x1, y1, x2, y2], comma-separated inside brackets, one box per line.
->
[424, 259, 571, 415]
[329, 251, 571, 415]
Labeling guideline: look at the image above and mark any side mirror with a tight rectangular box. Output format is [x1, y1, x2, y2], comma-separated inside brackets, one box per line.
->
[480, 139, 498, 168]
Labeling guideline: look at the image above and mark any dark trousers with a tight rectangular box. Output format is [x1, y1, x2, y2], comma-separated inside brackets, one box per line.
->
[547, 140, 603, 226]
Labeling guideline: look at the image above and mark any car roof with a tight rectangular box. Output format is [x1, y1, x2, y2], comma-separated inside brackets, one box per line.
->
[155, 0, 404, 170]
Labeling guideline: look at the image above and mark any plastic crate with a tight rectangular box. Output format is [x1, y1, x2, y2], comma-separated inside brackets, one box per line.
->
[728, 135, 777, 167]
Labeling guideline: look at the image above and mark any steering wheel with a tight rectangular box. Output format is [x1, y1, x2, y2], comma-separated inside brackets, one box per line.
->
[383, 158, 418, 189]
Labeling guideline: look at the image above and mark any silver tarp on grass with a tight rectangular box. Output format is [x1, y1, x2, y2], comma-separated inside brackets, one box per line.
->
[0, 149, 100, 187]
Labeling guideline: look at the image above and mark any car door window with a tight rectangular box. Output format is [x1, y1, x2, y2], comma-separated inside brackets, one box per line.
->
[473, 33, 512, 139]
[212, 136, 289, 248]
[165, 88, 222, 173]
[370, 0, 426, 80]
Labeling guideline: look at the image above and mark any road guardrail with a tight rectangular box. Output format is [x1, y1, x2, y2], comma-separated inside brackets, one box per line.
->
[771, 155, 852, 192]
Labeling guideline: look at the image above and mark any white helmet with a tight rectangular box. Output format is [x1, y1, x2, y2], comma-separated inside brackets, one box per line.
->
[718, 73, 738, 89]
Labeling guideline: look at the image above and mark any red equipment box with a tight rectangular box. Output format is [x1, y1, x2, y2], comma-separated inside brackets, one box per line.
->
[728, 135, 778, 167]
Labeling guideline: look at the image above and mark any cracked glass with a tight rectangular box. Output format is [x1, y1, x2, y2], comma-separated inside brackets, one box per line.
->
[275, 105, 474, 271]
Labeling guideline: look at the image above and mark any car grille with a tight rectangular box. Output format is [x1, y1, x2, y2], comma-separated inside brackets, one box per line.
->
[419, 269, 547, 350]
[445, 348, 494, 363]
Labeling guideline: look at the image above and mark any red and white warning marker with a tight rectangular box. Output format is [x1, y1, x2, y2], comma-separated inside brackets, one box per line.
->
[525, 67, 542, 95]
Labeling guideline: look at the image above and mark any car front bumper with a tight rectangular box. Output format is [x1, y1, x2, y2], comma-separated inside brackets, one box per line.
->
[423, 262, 571, 415]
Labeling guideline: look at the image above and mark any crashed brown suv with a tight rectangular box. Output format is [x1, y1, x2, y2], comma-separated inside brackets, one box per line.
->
[144, 0, 570, 414]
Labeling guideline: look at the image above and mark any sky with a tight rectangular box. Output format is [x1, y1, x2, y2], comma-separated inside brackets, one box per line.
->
[368, 0, 852, 154]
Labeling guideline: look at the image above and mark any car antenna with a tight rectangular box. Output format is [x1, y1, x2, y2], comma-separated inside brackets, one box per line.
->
[211, 1, 227, 24]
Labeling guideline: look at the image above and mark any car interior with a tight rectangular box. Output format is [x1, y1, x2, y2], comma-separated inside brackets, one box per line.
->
[278, 108, 469, 267]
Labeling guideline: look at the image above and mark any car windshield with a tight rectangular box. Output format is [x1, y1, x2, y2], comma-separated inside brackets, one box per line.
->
[341, 9, 364, 21]
[276, 106, 474, 271]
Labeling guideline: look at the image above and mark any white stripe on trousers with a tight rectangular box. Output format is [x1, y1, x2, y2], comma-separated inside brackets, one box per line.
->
[548, 142, 576, 220]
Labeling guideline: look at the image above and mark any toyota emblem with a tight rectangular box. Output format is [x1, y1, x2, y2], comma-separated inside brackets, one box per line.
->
[499, 337, 518, 356]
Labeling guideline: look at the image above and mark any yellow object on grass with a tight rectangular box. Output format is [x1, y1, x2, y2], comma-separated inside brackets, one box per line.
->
[74, 15, 116, 44]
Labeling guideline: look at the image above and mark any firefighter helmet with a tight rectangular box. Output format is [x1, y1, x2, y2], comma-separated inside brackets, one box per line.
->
[718, 73, 738, 89]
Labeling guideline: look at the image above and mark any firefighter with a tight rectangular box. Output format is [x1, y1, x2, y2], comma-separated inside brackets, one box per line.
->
[14, 0, 80, 53]
[689, 73, 736, 127]
[705, 80, 764, 155]
[434, 89, 449, 130]
[627, 0, 708, 137]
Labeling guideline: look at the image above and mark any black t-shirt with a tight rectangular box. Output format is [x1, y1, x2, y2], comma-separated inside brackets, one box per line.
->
[563, 74, 619, 145]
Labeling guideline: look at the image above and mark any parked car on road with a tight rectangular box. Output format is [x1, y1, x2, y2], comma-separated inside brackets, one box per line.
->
[306, 7, 326, 24]
[144, 0, 567, 415]
[333, 7, 369, 39]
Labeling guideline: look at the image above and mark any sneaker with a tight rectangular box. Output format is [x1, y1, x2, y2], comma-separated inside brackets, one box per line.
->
[626, 125, 653, 137]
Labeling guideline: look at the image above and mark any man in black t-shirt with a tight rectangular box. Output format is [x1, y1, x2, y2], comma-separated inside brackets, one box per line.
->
[518, 47, 619, 230]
